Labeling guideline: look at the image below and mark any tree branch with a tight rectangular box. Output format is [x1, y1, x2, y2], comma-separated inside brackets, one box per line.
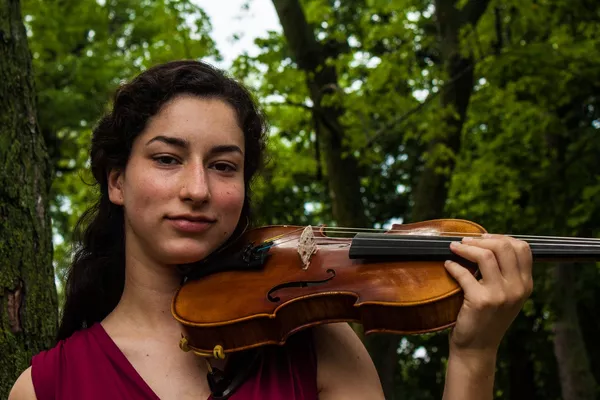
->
[271, 0, 323, 71]
[265, 100, 313, 111]
[461, 0, 492, 26]
[365, 59, 477, 149]
[493, 6, 503, 54]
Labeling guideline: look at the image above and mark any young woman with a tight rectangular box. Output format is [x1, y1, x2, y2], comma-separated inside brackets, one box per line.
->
[10, 60, 533, 400]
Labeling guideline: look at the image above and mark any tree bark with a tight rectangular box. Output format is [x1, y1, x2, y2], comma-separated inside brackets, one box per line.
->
[271, 0, 369, 229]
[552, 263, 597, 400]
[0, 0, 57, 397]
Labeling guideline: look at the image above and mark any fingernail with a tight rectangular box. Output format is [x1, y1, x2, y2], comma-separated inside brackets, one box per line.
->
[450, 241, 460, 247]
[482, 233, 492, 238]
[462, 237, 473, 242]
[444, 260, 452, 266]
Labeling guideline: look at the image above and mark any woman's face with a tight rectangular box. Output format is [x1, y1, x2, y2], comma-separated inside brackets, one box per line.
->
[108, 95, 246, 266]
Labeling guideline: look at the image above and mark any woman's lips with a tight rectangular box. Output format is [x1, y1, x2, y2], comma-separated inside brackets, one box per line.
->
[166, 218, 214, 233]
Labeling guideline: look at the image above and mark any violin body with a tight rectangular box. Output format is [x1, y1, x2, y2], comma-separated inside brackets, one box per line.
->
[172, 219, 485, 357]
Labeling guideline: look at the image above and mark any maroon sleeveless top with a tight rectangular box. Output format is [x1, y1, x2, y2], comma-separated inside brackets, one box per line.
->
[30, 323, 318, 399]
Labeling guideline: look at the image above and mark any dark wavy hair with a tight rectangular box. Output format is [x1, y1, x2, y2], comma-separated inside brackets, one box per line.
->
[57, 60, 268, 341]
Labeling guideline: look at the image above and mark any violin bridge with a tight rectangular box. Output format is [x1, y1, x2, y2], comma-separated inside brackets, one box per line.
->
[298, 225, 318, 270]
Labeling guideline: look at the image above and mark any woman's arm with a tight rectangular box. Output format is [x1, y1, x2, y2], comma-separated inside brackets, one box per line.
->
[442, 347, 497, 400]
[314, 322, 385, 399]
[9, 367, 38, 400]
[314, 235, 532, 400]
[442, 234, 533, 400]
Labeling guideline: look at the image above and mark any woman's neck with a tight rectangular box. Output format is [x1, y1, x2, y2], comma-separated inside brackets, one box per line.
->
[104, 251, 183, 337]
[101, 248, 228, 373]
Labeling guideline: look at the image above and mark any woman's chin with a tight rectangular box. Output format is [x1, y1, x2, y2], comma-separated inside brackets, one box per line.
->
[156, 240, 226, 266]
[153, 245, 209, 265]
[167, 252, 210, 266]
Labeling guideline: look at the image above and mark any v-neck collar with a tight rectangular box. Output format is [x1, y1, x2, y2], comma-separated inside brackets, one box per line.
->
[92, 322, 212, 400]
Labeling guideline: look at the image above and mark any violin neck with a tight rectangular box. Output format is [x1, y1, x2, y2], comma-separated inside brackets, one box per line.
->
[524, 237, 600, 262]
[348, 234, 600, 263]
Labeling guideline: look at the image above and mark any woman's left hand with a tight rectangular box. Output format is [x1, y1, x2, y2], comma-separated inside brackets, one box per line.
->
[444, 234, 534, 353]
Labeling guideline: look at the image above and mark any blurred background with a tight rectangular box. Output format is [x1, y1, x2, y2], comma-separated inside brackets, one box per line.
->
[1, 0, 600, 399]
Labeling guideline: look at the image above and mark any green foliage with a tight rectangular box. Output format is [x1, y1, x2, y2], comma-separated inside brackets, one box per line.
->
[233, 0, 438, 228]
[447, 0, 600, 235]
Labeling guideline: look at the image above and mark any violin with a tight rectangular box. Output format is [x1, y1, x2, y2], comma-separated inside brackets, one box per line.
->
[172, 218, 600, 360]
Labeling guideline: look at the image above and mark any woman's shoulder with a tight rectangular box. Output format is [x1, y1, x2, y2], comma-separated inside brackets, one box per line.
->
[9, 367, 36, 400]
[31, 324, 98, 373]
[240, 322, 383, 399]
[8, 330, 89, 400]
[12, 324, 101, 400]
[312, 323, 385, 400]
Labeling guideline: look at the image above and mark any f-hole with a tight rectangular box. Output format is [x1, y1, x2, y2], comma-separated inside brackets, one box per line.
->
[267, 269, 336, 302]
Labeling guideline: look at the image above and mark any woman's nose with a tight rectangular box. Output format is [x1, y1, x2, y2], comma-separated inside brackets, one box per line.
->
[179, 164, 210, 203]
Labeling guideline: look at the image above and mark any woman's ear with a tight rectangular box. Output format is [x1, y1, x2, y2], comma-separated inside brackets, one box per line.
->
[108, 169, 124, 205]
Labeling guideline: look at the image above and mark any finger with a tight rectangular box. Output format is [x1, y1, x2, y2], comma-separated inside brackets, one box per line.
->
[443, 259, 481, 294]
[478, 235, 532, 304]
[507, 236, 533, 275]
[470, 235, 521, 282]
[449, 240, 503, 284]
[506, 236, 534, 293]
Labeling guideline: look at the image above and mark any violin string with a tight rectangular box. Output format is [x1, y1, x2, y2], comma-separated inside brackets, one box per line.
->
[302, 239, 600, 252]
[307, 236, 600, 245]
[308, 237, 600, 248]
[261, 229, 600, 250]
[315, 246, 600, 254]
[319, 229, 600, 242]
[302, 235, 600, 245]
[260, 237, 600, 255]
[261, 239, 600, 257]
[258, 241, 600, 258]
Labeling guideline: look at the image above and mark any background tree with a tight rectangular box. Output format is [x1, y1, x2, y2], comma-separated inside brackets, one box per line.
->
[271, 0, 370, 228]
[0, 0, 57, 397]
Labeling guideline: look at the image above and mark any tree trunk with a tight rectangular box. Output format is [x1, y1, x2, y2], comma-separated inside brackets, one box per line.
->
[506, 323, 537, 400]
[367, 1, 492, 397]
[552, 263, 597, 400]
[271, 0, 369, 229]
[0, 0, 58, 397]
[410, 0, 489, 221]
[547, 96, 598, 399]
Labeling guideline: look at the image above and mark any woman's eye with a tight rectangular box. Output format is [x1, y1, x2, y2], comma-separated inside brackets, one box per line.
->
[153, 155, 179, 165]
[213, 162, 236, 172]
